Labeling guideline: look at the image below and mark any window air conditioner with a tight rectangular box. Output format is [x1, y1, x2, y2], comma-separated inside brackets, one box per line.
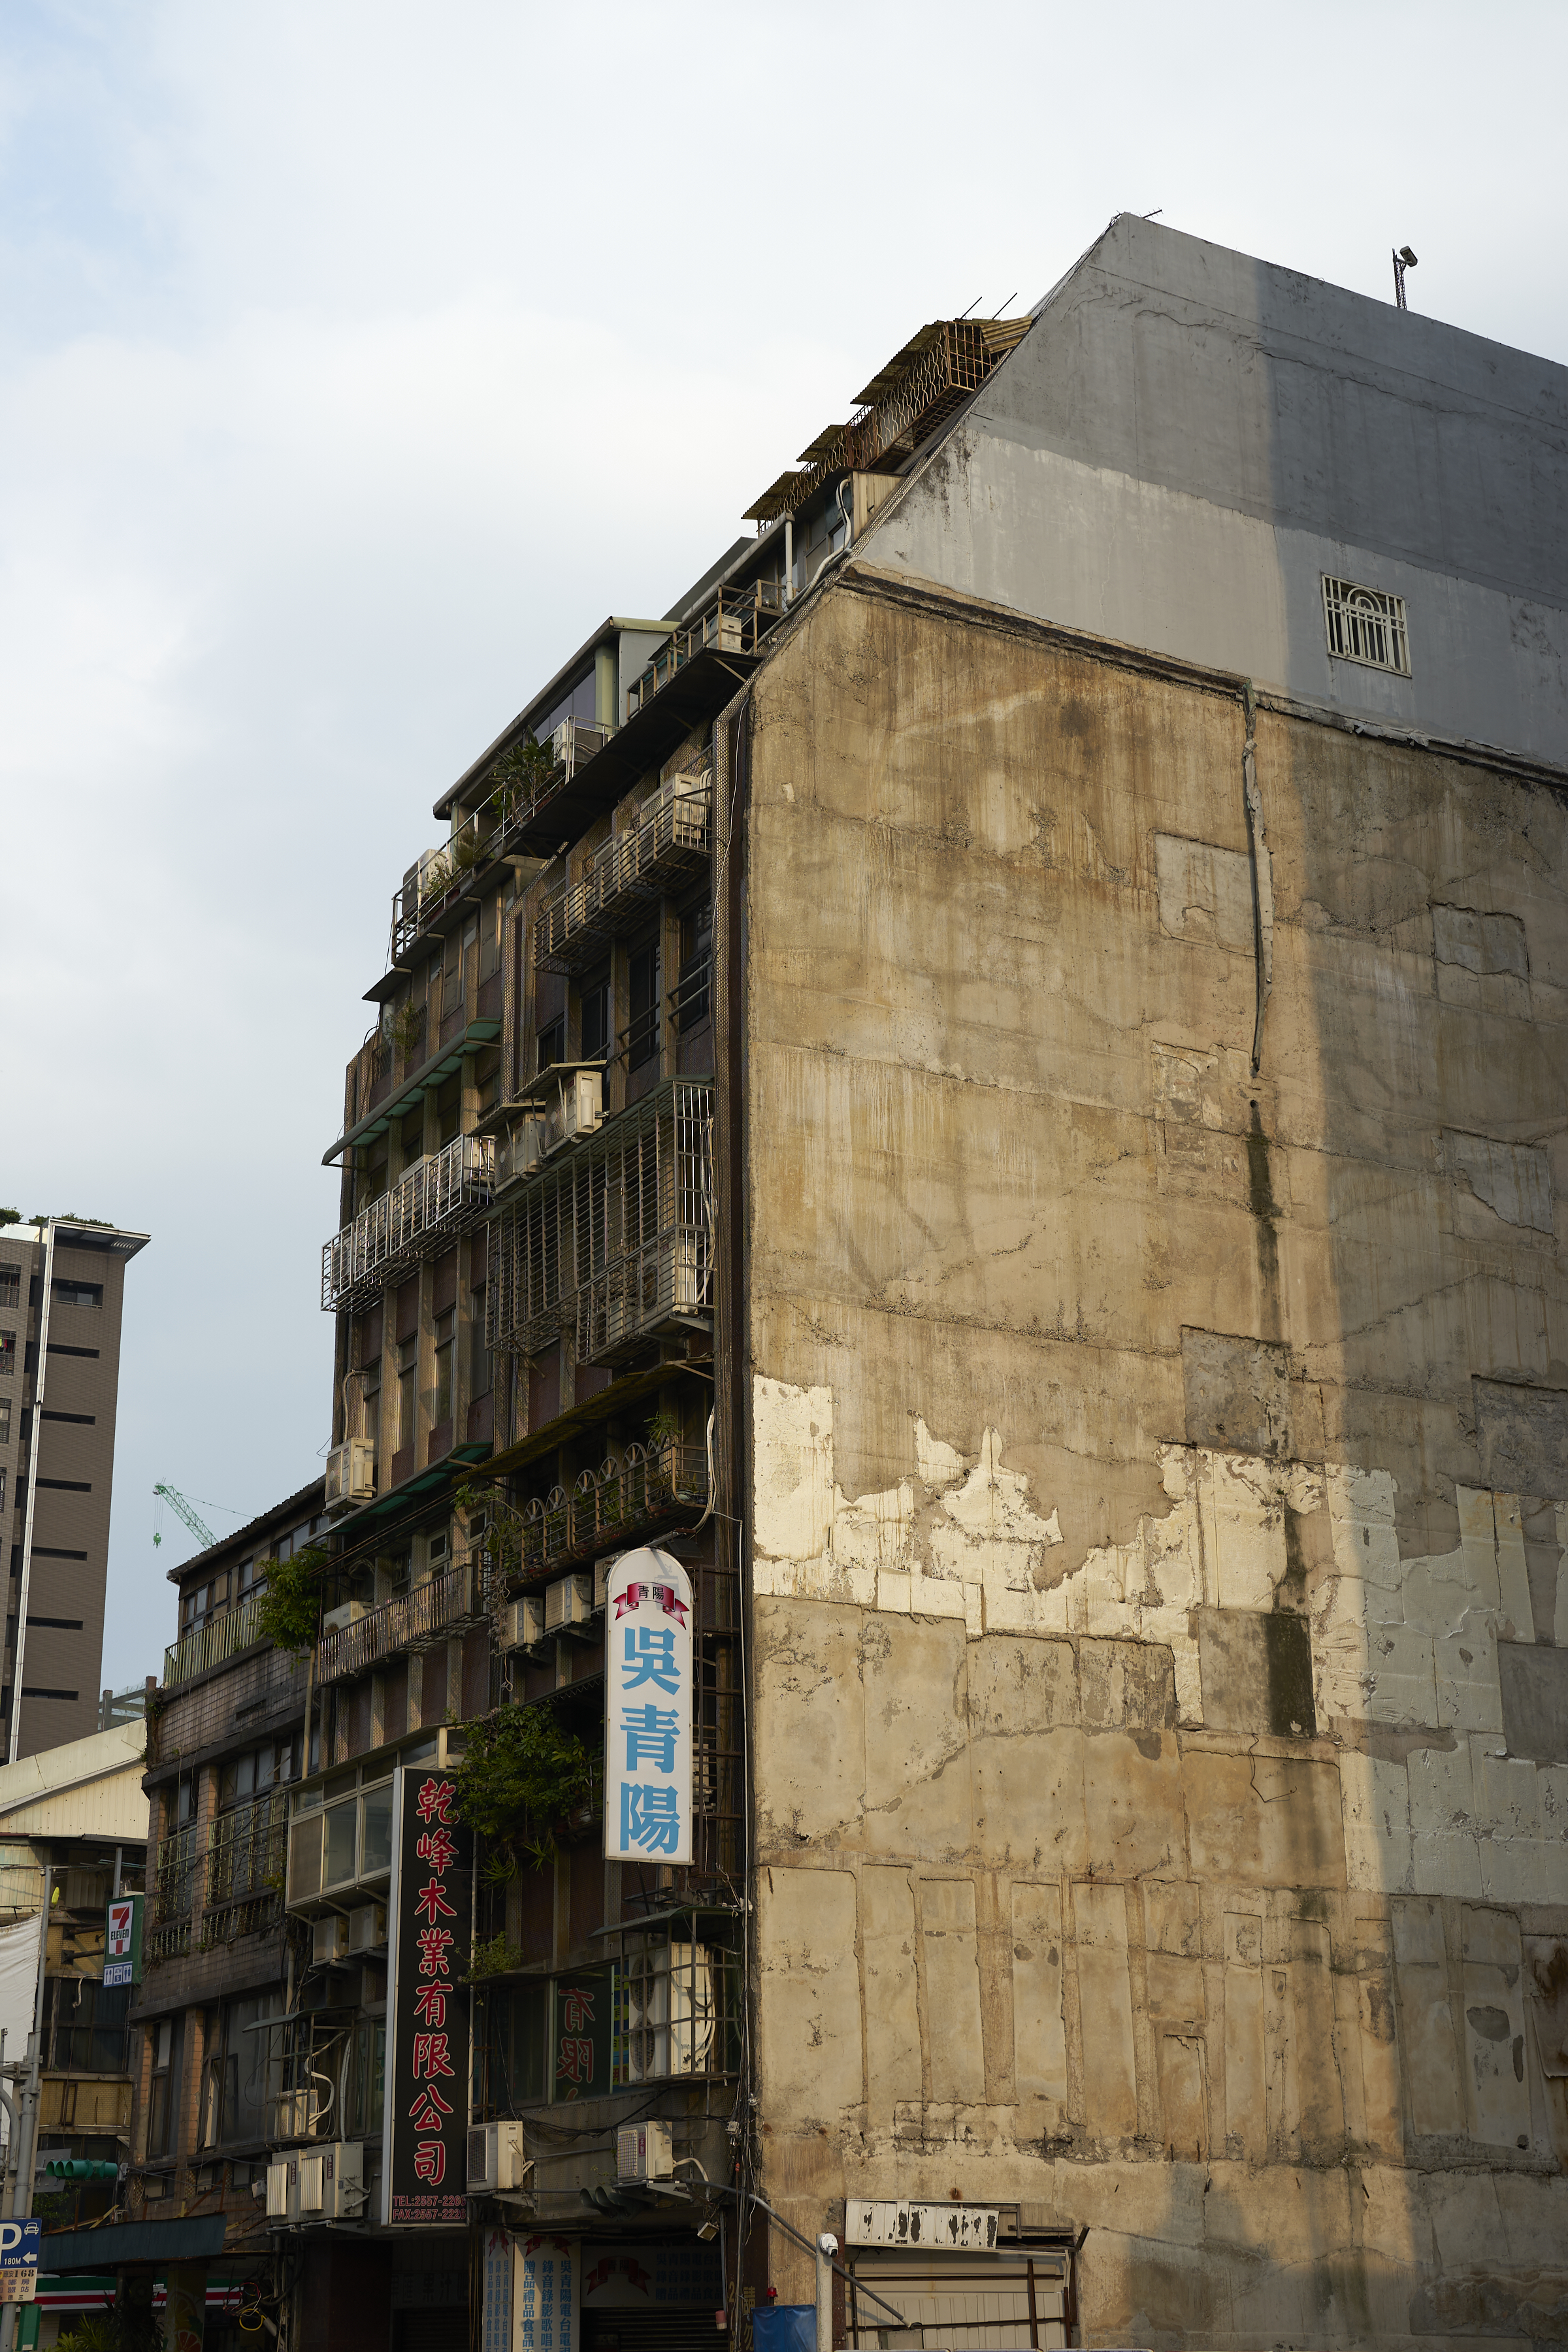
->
[616, 2119, 674, 2182]
[498, 1115, 547, 1184]
[313, 1915, 350, 1966]
[297, 2153, 325, 2215]
[347, 1903, 387, 1955]
[466, 2119, 531, 2195]
[544, 1574, 592, 1633]
[274, 2089, 319, 2140]
[325, 1439, 376, 1509]
[500, 1596, 546, 1652]
[543, 1070, 602, 1155]
[265, 2155, 295, 2219]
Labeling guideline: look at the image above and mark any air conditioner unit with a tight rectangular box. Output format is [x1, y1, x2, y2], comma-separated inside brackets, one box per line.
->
[274, 2089, 319, 2140]
[500, 1596, 546, 1652]
[295, 2140, 364, 2221]
[466, 2120, 531, 2194]
[672, 1232, 704, 1312]
[544, 1574, 592, 1633]
[325, 1439, 376, 1509]
[347, 1903, 387, 1955]
[313, 1915, 350, 1966]
[616, 2119, 674, 2182]
[498, 1114, 548, 1184]
[265, 2155, 295, 2219]
[543, 1069, 602, 1154]
[593, 1556, 622, 1612]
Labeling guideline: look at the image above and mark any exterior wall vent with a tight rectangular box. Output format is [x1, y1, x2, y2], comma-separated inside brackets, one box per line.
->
[1322, 575, 1410, 674]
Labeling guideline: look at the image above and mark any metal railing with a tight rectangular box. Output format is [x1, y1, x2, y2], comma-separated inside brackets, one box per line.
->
[488, 1443, 710, 1585]
[627, 584, 786, 720]
[152, 1826, 199, 1926]
[322, 1131, 496, 1315]
[487, 1077, 712, 1362]
[315, 1556, 487, 1685]
[389, 719, 613, 964]
[534, 774, 711, 976]
[163, 1593, 266, 1689]
[203, 1794, 287, 1946]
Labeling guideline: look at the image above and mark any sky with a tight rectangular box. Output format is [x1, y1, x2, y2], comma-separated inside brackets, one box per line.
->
[3, 0, 1566, 1688]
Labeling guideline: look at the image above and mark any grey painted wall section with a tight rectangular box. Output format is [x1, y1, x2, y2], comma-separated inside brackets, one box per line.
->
[862, 214, 1568, 766]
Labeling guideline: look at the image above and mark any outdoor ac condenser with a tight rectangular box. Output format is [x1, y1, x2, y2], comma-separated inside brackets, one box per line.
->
[467, 2119, 530, 2193]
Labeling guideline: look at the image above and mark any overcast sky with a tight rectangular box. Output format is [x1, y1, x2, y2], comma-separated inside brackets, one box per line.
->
[3, 0, 1565, 1688]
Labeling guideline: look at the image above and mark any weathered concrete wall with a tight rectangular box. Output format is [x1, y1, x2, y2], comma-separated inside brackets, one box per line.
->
[860, 214, 1568, 767]
[742, 574, 1568, 2346]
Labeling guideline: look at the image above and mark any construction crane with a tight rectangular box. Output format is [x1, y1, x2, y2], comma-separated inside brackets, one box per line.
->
[153, 1483, 223, 1550]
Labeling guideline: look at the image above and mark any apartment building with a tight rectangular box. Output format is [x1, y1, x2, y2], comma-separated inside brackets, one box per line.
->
[0, 1217, 149, 1761]
[172, 210, 1568, 2352]
[123, 1481, 325, 2347]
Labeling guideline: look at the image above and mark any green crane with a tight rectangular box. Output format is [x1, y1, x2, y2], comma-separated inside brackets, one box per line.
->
[153, 1483, 222, 1550]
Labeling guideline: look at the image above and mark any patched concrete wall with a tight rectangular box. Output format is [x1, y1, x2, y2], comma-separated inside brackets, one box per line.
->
[742, 576, 1568, 2346]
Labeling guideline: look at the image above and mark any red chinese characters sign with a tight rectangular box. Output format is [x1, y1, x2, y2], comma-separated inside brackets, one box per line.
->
[382, 1768, 472, 2225]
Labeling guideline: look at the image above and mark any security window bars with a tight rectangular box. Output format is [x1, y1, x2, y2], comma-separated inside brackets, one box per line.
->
[610, 1924, 740, 2084]
[487, 1077, 713, 1362]
[1322, 576, 1410, 675]
[322, 1130, 496, 1315]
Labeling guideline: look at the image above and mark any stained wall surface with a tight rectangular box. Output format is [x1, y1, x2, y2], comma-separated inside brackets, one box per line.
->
[742, 573, 1568, 2347]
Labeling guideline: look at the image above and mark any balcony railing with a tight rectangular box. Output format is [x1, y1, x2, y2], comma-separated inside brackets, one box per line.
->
[323, 1131, 496, 1315]
[487, 1077, 713, 1362]
[163, 1593, 265, 1689]
[152, 1825, 199, 1929]
[390, 719, 613, 964]
[489, 1442, 710, 1585]
[534, 773, 711, 977]
[315, 1556, 488, 1686]
[627, 582, 786, 721]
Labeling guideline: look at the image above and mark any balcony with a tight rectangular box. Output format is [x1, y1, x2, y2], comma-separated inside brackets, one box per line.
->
[390, 719, 613, 964]
[534, 772, 711, 977]
[163, 1593, 265, 1689]
[315, 1554, 488, 1685]
[322, 1131, 496, 1316]
[491, 1441, 710, 1584]
[487, 1078, 713, 1362]
[204, 1793, 287, 1946]
[626, 580, 787, 721]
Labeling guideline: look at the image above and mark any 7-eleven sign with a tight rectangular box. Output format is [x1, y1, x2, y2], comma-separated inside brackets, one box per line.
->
[104, 1895, 141, 1987]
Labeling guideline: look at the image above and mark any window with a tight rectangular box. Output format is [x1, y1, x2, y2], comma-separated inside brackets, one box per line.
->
[397, 1348, 417, 1455]
[45, 1974, 129, 2074]
[677, 898, 712, 1033]
[0, 1399, 8, 1446]
[0, 1334, 12, 1377]
[614, 1936, 722, 2082]
[52, 1279, 103, 1310]
[470, 1288, 491, 1400]
[436, 1074, 462, 1146]
[433, 1312, 455, 1426]
[146, 2017, 176, 2157]
[287, 1767, 395, 1901]
[1322, 575, 1410, 675]
[218, 1739, 292, 1810]
[580, 961, 612, 1064]
[0, 1265, 18, 1309]
[202, 1993, 281, 2148]
[0, 1471, 6, 1512]
[400, 1109, 425, 1173]
[536, 1016, 565, 1073]
[628, 939, 660, 1070]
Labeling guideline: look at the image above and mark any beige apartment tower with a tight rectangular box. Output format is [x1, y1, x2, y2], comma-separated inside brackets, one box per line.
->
[0, 1217, 148, 1759]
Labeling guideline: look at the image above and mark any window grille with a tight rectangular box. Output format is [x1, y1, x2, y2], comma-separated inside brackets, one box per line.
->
[610, 1925, 739, 2084]
[487, 1078, 712, 1362]
[1322, 576, 1410, 675]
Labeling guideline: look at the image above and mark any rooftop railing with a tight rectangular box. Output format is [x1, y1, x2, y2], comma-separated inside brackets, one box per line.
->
[389, 719, 613, 965]
[626, 582, 787, 721]
[323, 1131, 496, 1316]
[315, 1555, 487, 1686]
[163, 1593, 265, 1689]
[534, 772, 711, 977]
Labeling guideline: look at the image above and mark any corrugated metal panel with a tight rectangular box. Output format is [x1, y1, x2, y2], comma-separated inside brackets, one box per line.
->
[0, 1765, 148, 1842]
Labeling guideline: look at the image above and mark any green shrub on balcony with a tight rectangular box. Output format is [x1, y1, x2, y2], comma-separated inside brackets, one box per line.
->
[255, 1546, 327, 1655]
[453, 1704, 596, 1877]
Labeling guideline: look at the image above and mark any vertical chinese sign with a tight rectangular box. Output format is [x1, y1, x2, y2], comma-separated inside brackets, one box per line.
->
[551, 1972, 612, 2100]
[382, 1766, 472, 2225]
[605, 1547, 693, 1867]
[515, 2236, 580, 2352]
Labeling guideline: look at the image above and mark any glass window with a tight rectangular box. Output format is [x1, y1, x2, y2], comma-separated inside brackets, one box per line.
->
[536, 1017, 565, 1073]
[360, 1782, 393, 1877]
[580, 962, 611, 1063]
[323, 1798, 357, 1888]
[433, 1313, 455, 1426]
[398, 1363, 417, 1455]
[146, 2017, 176, 2158]
[628, 939, 660, 1070]
[287, 1814, 321, 1901]
[470, 1292, 491, 1401]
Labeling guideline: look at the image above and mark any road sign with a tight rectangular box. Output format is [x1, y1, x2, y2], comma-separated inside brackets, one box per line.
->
[0, 2220, 41, 2302]
[104, 1893, 142, 1987]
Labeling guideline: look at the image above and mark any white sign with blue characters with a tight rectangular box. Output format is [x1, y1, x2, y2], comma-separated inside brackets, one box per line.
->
[604, 1546, 693, 1867]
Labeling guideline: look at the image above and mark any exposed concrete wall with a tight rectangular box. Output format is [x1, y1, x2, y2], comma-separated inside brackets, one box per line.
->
[742, 575, 1568, 2346]
[860, 215, 1568, 767]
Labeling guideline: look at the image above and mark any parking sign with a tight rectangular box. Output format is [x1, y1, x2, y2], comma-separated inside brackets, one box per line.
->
[0, 2221, 40, 2302]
